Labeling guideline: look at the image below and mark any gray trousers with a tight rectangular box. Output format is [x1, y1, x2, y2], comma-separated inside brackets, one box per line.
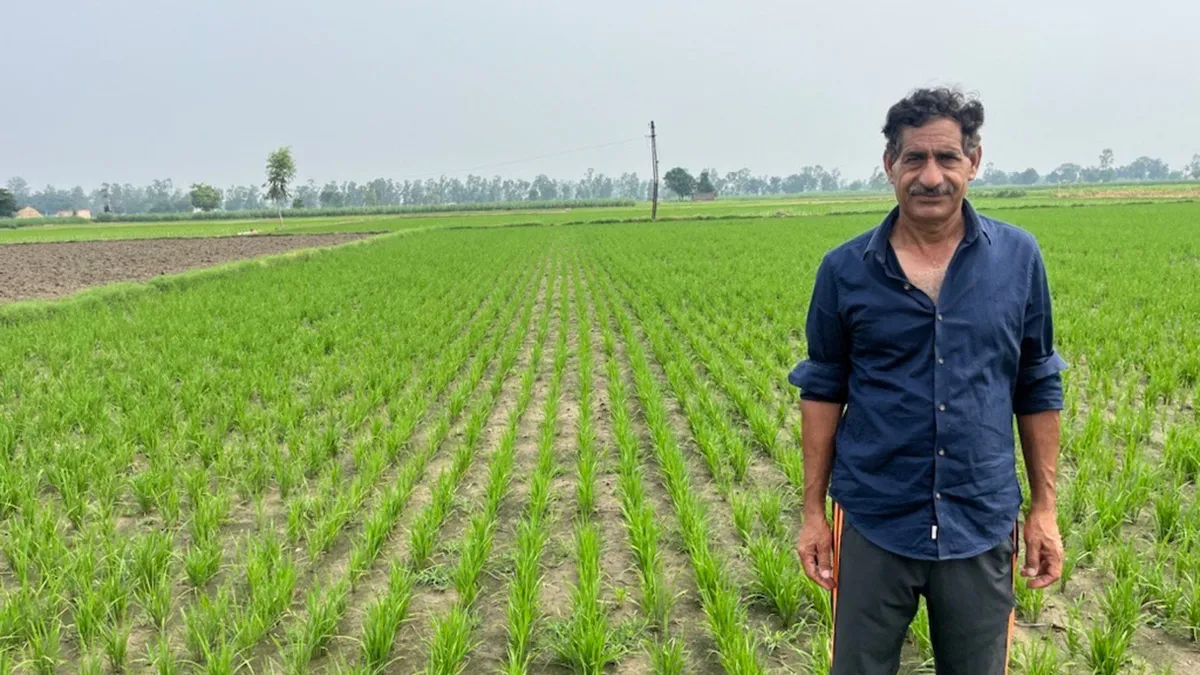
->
[830, 504, 1017, 675]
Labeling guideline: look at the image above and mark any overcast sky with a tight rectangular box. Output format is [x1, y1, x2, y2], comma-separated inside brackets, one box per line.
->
[4, 0, 1199, 189]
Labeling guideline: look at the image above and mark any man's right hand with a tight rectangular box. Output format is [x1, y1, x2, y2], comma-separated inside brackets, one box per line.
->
[797, 513, 836, 590]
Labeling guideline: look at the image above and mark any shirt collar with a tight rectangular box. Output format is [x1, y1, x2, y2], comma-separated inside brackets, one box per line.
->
[862, 198, 991, 261]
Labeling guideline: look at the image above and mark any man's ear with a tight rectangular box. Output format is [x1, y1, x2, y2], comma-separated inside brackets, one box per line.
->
[882, 151, 896, 185]
[968, 145, 983, 181]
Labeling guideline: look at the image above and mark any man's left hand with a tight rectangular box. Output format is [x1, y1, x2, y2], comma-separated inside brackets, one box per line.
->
[1021, 508, 1063, 589]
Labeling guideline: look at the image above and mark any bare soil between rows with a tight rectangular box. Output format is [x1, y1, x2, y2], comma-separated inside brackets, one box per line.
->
[0, 233, 371, 303]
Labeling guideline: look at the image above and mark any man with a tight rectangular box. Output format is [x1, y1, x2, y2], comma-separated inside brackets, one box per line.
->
[790, 88, 1066, 674]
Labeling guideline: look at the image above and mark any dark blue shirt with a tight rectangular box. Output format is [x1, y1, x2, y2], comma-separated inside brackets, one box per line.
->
[789, 201, 1066, 561]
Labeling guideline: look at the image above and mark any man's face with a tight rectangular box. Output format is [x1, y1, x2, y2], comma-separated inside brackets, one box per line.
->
[884, 117, 981, 225]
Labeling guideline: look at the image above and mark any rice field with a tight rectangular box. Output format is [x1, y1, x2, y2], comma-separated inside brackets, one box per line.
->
[0, 200, 1198, 673]
[3, 182, 1197, 245]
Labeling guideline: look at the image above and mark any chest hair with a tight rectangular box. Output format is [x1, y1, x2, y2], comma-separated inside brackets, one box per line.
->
[894, 248, 951, 304]
[907, 263, 949, 304]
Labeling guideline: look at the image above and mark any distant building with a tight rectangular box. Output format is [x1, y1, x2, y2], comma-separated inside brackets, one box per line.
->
[15, 206, 42, 219]
[692, 192, 716, 201]
[54, 209, 92, 219]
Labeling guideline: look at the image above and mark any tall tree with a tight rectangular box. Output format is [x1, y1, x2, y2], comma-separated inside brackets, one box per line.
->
[0, 189, 16, 218]
[980, 162, 1010, 186]
[264, 147, 297, 227]
[662, 167, 696, 200]
[1012, 168, 1041, 185]
[1099, 148, 1115, 170]
[5, 177, 30, 206]
[1046, 163, 1082, 184]
[530, 174, 557, 200]
[189, 183, 223, 211]
[1190, 154, 1200, 179]
[319, 181, 344, 207]
[696, 171, 716, 195]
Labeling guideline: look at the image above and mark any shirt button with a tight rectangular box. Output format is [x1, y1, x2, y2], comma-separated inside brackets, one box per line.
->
[938, 403, 946, 411]
[937, 358, 945, 365]
[936, 313, 944, 321]
[935, 492, 942, 500]
[939, 448, 946, 456]
[903, 283, 911, 290]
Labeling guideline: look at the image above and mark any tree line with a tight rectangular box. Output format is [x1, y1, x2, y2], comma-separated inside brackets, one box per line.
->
[4, 149, 1198, 217]
[661, 151, 1200, 199]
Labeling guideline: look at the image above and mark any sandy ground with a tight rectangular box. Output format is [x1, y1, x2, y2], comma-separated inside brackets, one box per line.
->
[0, 233, 369, 303]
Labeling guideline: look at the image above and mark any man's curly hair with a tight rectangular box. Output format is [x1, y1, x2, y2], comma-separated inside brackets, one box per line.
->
[883, 88, 985, 162]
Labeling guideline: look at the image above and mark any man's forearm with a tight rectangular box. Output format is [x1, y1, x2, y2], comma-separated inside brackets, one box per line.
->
[1017, 410, 1061, 514]
[801, 399, 842, 518]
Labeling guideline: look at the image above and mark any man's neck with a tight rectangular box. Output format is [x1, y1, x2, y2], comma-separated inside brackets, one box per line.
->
[892, 208, 965, 252]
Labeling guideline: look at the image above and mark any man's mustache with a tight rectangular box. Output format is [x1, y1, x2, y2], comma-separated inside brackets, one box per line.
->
[909, 184, 954, 197]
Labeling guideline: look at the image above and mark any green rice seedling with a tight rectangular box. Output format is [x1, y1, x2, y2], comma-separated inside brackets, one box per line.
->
[184, 536, 222, 588]
[1084, 621, 1133, 675]
[72, 588, 107, 650]
[237, 532, 296, 650]
[1063, 599, 1086, 657]
[1059, 542, 1081, 592]
[200, 638, 238, 675]
[359, 597, 405, 671]
[1165, 426, 1200, 482]
[1015, 579, 1046, 623]
[368, 568, 420, 662]
[137, 572, 173, 631]
[1101, 573, 1144, 636]
[1141, 548, 1179, 625]
[190, 490, 230, 544]
[286, 496, 308, 544]
[129, 529, 174, 595]
[756, 490, 786, 540]
[25, 614, 60, 675]
[426, 605, 476, 675]
[746, 535, 804, 625]
[1011, 637, 1064, 675]
[576, 447, 598, 516]
[129, 470, 165, 515]
[308, 505, 350, 558]
[551, 522, 621, 674]
[183, 586, 234, 662]
[148, 632, 182, 675]
[452, 517, 494, 608]
[1182, 573, 1200, 641]
[100, 569, 130, 625]
[102, 619, 130, 672]
[1154, 489, 1183, 543]
[649, 636, 686, 675]
[77, 651, 103, 675]
[157, 481, 183, 527]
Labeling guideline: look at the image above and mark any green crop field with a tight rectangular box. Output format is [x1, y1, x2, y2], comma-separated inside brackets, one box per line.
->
[0, 200, 1198, 673]
[2, 182, 1197, 245]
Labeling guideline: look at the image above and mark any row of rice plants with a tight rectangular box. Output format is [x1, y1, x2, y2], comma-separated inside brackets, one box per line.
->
[545, 264, 621, 673]
[502, 262, 572, 674]
[587, 264, 764, 674]
[417, 261, 559, 675]
[274, 260, 545, 673]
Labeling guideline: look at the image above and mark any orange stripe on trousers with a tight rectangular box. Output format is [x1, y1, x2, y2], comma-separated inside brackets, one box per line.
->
[1004, 522, 1018, 675]
[829, 503, 843, 665]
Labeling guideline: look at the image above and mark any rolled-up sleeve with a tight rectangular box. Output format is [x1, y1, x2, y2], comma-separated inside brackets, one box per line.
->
[1014, 247, 1068, 415]
[789, 254, 850, 403]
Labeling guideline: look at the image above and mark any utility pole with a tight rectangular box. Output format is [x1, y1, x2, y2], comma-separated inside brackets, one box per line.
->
[649, 121, 659, 221]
